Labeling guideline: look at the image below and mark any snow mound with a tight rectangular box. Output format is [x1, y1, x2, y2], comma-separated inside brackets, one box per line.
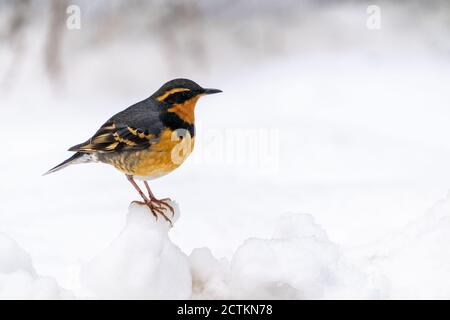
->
[190, 247, 231, 299]
[82, 203, 377, 299]
[0, 233, 71, 299]
[0, 233, 33, 274]
[81, 202, 192, 299]
[366, 194, 450, 299]
[78, 195, 450, 299]
[191, 213, 378, 299]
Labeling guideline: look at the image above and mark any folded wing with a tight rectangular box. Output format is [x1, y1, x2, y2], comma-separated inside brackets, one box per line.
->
[69, 122, 158, 153]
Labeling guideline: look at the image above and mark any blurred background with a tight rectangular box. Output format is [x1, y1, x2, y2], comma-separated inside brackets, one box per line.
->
[1, 0, 450, 289]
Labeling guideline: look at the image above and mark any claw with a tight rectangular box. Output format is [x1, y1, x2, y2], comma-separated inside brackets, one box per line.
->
[127, 176, 173, 226]
[132, 200, 173, 227]
[152, 199, 175, 217]
[131, 200, 158, 218]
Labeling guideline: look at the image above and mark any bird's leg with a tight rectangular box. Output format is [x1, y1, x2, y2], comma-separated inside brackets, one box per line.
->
[126, 175, 150, 203]
[126, 175, 172, 226]
[143, 180, 175, 217]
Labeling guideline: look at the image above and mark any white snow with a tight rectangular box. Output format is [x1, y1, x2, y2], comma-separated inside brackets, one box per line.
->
[0, 233, 71, 299]
[229, 213, 375, 299]
[2, 193, 450, 299]
[189, 213, 377, 299]
[190, 248, 230, 299]
[81, 202, 192, 299]
[359, 194, 450, 299]
[39, 195, 448, 299]
[192, 197, 450, 299]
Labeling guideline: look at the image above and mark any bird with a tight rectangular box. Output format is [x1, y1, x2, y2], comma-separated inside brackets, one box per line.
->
[45, 78, 222, 225]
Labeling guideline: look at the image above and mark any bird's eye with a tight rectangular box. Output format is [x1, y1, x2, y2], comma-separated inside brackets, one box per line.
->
[166, 90, 192, 104]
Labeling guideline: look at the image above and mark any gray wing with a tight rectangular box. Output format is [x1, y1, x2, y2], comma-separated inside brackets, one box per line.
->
[69, 98, 165, 153]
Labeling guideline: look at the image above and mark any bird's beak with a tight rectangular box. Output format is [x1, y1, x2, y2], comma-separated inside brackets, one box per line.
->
[202, 88, 222, 95]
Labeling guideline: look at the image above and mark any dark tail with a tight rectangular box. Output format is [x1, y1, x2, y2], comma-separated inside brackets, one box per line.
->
[43, 152, 93, 176]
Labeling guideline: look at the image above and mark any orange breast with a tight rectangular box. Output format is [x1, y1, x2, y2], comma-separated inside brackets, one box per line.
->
[106, 129, 195, 178]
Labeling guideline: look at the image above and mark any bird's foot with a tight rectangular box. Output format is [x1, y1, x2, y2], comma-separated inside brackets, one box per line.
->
[131, 200, 173, 227]
[150, 197, 175, 217]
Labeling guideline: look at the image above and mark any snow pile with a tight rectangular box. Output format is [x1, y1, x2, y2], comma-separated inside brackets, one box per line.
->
[81, 202, 191, 299]
[190, 247, 231, 299]
[191, 213, 378, 299]
[76, 195, 450, 299]
[82, 203, 378, 299]
[364, 195, 450, 299]
[0, 233, 71, 299]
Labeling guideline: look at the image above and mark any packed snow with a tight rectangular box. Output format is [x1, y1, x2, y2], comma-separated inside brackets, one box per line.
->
[358, 194, 450, 299]
[189, 213, 374, 299]
[81, 202, 192, 299]
[2, 194, 450, 299]
[0, 233, 71, 299]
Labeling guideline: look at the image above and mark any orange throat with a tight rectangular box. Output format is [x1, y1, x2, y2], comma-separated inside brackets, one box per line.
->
[167, 96, 199, 124]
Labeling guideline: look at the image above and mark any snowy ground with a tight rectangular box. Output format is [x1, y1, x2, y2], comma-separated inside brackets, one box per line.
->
[1, 2, 450, 299]
[4, 193, 450, 299]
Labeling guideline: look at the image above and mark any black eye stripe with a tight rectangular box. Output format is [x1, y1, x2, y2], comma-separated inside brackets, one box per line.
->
[165, 90, 196, 104]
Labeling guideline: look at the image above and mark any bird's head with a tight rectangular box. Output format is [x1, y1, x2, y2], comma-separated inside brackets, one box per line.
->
[152, 78, 221, 124]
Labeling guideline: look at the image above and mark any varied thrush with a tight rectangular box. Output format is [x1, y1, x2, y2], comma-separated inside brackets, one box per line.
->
[45, 78, 222, 224]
